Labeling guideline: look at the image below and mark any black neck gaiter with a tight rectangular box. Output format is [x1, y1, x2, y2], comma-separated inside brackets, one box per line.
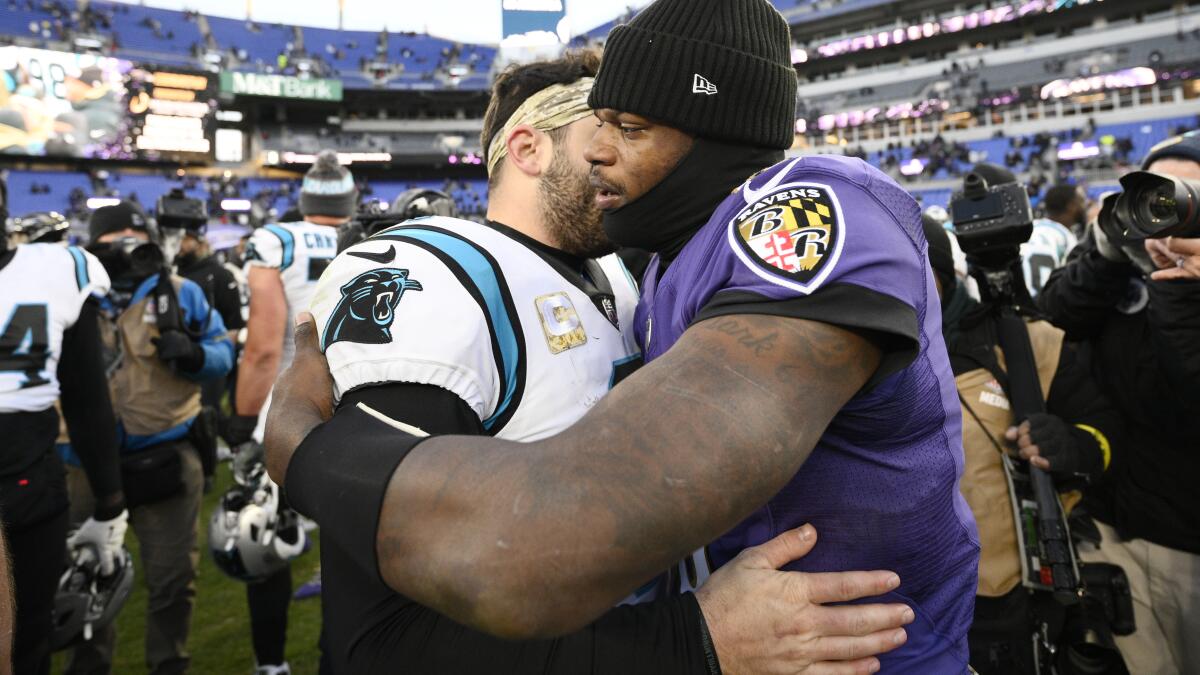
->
[602, 138, 783, 263]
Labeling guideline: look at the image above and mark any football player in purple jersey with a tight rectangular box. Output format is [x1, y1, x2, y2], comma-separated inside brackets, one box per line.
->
[265, 0, 979, 671]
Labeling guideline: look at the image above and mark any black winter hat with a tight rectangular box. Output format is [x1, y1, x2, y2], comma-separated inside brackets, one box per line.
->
[589, 0, 798, 150]
[1141, 129, 1200, 169]
[88, 200, 151, 242]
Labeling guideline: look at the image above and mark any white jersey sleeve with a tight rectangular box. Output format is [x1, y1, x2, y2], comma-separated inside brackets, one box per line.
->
[309, 238, 501, 421]
[244, 225, 290, 271]
[0, 244, 110, 412]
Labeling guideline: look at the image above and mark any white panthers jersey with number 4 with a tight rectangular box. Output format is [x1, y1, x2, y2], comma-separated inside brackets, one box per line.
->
[1022, 218, 1078, 298]
[310, 216, 642, 441]
[0, 244, 110, 413]
[244, 221, 339, 369]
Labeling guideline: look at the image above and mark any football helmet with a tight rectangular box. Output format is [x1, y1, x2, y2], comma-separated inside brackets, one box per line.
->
[209, 461, 307, 583]
[51, 542, 135, 651]
[10, 211, 71, 245]
[389, 188, 456, 223]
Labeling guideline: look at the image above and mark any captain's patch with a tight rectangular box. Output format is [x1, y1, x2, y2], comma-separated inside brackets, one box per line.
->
[535, 292, 587, 354]
[728, 183, 845, 293]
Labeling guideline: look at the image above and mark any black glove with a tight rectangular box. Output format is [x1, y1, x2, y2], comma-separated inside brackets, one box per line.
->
[1014, 413, 1104, 479]
[221, 413, 259, 449]
[151, 329, 205, 373]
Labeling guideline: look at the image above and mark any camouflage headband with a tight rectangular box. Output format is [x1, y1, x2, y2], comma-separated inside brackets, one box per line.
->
[487, 77, 594, 176]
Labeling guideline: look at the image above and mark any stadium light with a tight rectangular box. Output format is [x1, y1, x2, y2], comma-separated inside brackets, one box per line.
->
[87, 197, 122, 209]
[221, 199, 253, 212]
[1057, 141, 1101, 161]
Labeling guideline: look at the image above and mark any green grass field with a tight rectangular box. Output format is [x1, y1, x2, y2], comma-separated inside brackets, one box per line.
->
[53, 462, 326, 674]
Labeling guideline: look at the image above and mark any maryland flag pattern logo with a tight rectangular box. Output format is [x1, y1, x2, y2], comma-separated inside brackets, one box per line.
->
[730, 184, 843, 289]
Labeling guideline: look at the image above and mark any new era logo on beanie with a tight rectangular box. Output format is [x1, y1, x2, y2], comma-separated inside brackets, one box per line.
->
[589, 0, 797, 150]
[88, 200, 151, 242]
[692, 74, 718, 96]
[300, 149, 359, 220]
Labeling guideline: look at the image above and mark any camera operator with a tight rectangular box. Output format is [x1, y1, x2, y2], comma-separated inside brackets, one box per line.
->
[1038, 131, 1200, 675]
[65, 200, 233, 674]
[175, 223, 246, 344]
[929, 189, 1122, 674]
[170, 193, 247, 473]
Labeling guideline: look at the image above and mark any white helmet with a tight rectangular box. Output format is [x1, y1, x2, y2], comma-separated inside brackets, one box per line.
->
[208, 462, 307, 583]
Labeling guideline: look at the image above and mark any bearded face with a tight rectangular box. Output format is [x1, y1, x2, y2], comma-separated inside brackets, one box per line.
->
[538, 136, 617, 260]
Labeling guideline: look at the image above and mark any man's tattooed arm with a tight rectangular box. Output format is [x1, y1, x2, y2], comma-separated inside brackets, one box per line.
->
[374, 314, 882, 638]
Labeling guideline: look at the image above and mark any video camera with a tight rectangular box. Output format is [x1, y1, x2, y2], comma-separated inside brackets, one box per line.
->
[950, 170, 1135, 672]
[1098, 170, 1200, 241]
[948, 171, 1036, 309]
[948, 171, 1034, 258]
[155, 188, 208, 232]
[336, 189, 455, 254]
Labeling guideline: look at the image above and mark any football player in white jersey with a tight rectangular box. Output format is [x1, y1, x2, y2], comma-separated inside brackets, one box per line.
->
[0, 177, 128, 674]
[1022, 184, 1084, 298]
[300, 51, 911, 675]
[223, 150, 350, 675]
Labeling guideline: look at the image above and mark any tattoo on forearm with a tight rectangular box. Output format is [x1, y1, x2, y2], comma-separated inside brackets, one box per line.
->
[711, 317, 778, 356]
[382, 313, 883, 630]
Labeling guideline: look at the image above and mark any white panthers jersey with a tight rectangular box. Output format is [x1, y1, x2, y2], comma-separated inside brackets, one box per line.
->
[310, 216, 642, 442]
[1022, 218, 1078, 298]
[244, 221, 339, 369]
[0, 244, 110, 413]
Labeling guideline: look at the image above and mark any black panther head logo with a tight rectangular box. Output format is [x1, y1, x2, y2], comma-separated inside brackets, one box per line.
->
[321, 268, 423, 350]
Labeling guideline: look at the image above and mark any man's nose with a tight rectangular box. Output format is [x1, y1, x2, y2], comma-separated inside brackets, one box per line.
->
[584, 134, 615, 167]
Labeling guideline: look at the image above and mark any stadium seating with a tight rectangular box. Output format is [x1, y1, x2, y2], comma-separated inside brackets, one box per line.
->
[6, 169, 91, 216]
[0, 0, 69, 41]
[207, 16, 294, 65]
[302, 27, 379, 73]
[93, 2, 202, 57]
[779, 0, 900, 25]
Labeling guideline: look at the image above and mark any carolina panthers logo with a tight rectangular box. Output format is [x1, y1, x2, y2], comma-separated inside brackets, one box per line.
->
[321, 268, 423, 349]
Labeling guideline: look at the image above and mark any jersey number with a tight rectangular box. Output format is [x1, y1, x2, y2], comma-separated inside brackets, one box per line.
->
[1025, 253, 1058, 296]
[0, 304, 50, 389]
[308, 257, 332, 282]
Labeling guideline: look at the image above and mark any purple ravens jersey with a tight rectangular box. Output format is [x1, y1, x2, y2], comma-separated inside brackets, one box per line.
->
[637, 155, 979, 672]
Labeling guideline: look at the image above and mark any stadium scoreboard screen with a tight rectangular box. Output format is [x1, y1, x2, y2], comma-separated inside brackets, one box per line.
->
[127, 68, 216, 159]
[0, 46, 215, 161]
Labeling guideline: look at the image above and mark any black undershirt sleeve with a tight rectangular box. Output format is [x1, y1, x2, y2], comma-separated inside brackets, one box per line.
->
[694, 283, 921, 391]
[211, 265, 246, 331]
[58, 299, 125, 520]
[297, 382, 717, 675]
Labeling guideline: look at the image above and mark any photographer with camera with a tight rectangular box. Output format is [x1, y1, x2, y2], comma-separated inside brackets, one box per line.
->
[1038, 131, 1200, 675]
[168, 191, 246, 343]
[164, 191, 245, 494]
[65, 200, 233, 674]
[938, 165, 1127, 675]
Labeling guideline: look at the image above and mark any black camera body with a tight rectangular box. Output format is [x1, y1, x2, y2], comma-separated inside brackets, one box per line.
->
[1099, 170, 1200, 242]
[156, 188, 208, 232]
[949, 172, 1034, 257]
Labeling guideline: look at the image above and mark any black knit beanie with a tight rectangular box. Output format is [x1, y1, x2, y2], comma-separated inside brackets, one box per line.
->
[589, 0, 797, 150]
[300, 149, 358, 219]
[89, 200, 151, 242]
